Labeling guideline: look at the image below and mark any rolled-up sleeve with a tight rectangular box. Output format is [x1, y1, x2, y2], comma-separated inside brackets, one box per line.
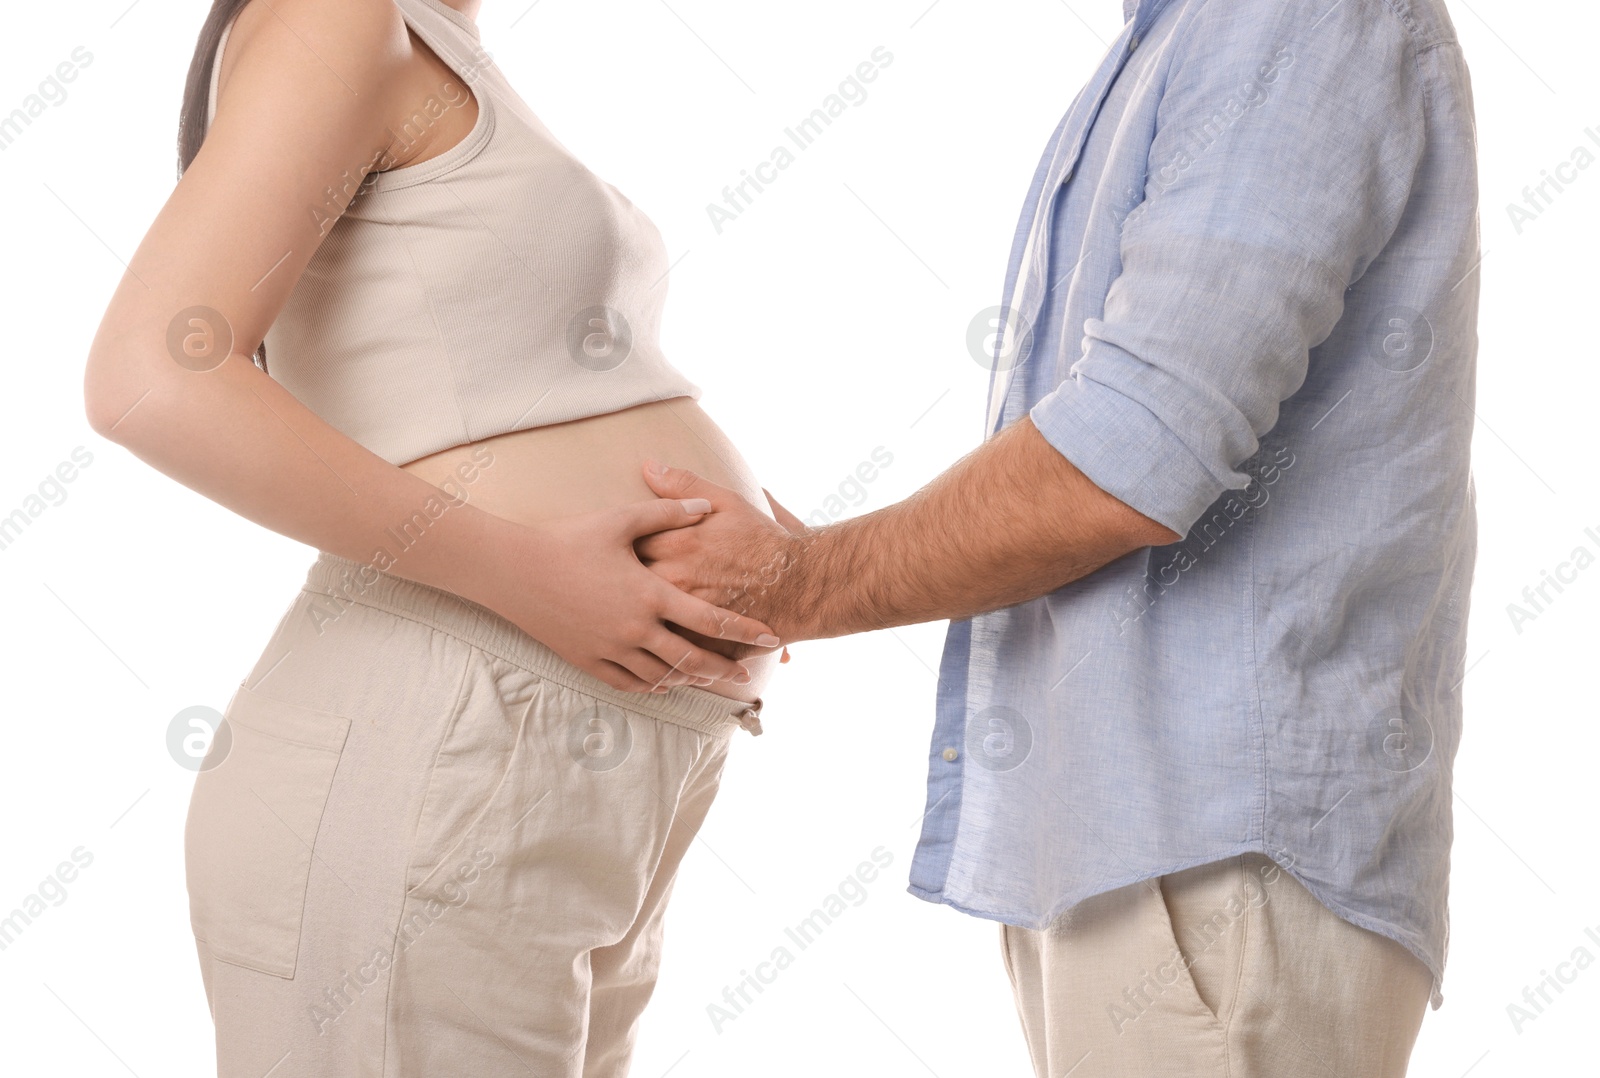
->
[1029, 0, 1427, 536]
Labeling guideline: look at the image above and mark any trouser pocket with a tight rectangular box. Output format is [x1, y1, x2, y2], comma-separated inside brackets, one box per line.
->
[184, 681, 351, 978]
[1153, 857, 1254, 1031]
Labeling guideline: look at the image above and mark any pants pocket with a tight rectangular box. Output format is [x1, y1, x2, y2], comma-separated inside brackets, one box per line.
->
[998, 922, 1020, 988]
[184, 681, 351, 978]
[402, 679, 529, 899]
[1152, 866, 1236, 1031]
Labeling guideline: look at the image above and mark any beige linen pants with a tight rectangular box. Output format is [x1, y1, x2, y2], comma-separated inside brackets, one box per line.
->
[1001, 853, 1435, 1077]
[185, 551, 759, 1078]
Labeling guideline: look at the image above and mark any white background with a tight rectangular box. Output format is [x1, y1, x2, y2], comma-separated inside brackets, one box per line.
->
[2, 0, 1596, 1075]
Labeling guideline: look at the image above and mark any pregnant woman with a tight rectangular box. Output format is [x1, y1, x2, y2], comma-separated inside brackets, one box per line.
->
[81, 0, 782, 1074]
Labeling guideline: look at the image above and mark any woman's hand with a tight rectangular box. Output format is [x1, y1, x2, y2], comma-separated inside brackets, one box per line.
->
[635, 461, 811, 642]
[465, 497, 782, 693]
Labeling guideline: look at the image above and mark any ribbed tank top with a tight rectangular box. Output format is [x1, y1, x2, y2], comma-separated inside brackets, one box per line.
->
[205, 0, 701, 465]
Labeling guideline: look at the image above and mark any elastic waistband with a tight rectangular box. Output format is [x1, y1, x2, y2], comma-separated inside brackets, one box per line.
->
[302, 551, 762, 738]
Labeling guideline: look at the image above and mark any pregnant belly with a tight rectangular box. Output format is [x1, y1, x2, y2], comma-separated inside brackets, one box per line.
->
[398, 396, 775, 702]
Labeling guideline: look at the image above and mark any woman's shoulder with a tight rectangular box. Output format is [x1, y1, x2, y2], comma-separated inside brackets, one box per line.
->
[218, 0, 412, 102]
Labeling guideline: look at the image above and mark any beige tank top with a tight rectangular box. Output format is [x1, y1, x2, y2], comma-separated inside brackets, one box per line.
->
[205, 0, 701, 465]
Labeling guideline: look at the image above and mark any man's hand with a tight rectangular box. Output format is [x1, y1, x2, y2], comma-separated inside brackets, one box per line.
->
[634, 461, 808, 641]
[640, 418, 1180, 644]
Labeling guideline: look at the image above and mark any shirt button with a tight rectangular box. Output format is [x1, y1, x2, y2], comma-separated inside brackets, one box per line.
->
[1128, 34, 1140, 52]
[942, 748, 959, 762]
[1063, 169, 1074, 184]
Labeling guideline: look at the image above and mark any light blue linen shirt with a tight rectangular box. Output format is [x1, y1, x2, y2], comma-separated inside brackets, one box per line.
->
[909, 0, 1478, 1008]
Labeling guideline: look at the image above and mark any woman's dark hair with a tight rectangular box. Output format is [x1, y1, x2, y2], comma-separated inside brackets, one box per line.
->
[177, 0, 269, 370]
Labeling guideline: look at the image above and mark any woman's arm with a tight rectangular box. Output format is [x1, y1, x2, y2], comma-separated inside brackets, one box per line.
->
[83, 0, 773, 692]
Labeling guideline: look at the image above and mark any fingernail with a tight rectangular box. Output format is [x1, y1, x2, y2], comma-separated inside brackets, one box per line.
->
[755, 633, 781, 647]
[732, 669, 752, 685]
[680, 498, 712, 514]
[646, 460, 667, 477]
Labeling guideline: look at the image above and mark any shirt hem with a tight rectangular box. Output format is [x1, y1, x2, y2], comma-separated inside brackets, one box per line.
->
[906, 846, 1446, 1010]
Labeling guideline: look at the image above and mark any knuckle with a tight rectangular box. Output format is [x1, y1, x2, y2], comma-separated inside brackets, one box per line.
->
[699, 650, 733, 673]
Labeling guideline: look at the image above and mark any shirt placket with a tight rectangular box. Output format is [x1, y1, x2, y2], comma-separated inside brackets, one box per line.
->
[987, 5, 1164, 436]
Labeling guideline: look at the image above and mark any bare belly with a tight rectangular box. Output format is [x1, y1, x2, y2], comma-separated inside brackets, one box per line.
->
[399, 396, 775, 703]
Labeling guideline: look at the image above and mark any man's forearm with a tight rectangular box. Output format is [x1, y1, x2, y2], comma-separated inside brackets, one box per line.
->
[777, 417, 1181, 640]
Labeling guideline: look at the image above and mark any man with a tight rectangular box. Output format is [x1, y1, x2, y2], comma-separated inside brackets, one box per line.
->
[639, 0, 1477, 1072]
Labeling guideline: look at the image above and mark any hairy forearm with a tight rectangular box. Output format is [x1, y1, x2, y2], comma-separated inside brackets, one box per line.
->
[775, 417, 1180, 639]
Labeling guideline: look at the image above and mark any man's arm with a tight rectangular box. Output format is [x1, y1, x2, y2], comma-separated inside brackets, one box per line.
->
[637, 415, 1180, 643]
[642, 0, 1428, 648]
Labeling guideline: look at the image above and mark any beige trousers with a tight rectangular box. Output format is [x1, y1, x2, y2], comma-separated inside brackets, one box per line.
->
[185, 551, 758, 1077]
[1000, 853, 1435, 1078]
